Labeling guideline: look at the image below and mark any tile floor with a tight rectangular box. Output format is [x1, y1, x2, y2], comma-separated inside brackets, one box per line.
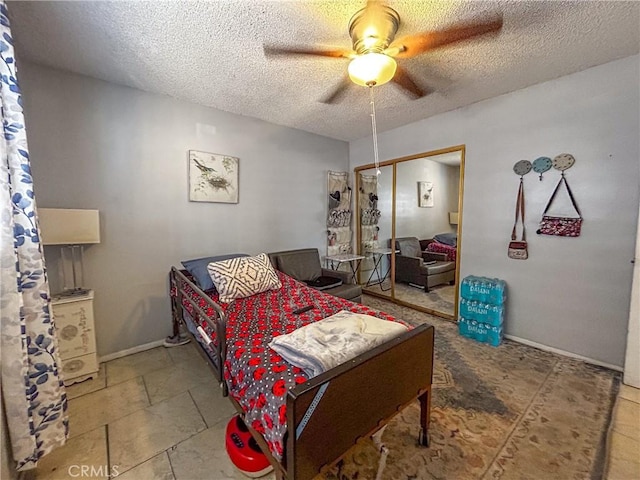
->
[22, 342, 639, 480]
[24, 343, 272, 480]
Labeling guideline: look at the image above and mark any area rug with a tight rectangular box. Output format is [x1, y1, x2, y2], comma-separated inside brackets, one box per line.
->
[319, 295, 620, 480]
[363, 282, 455, 316]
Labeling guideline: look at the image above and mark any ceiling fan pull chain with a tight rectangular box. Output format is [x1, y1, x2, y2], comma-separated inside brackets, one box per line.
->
[369, 86, 382, 180]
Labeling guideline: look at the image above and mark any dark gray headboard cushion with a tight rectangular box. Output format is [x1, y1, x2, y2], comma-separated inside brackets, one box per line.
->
[276, 250, 322, 282]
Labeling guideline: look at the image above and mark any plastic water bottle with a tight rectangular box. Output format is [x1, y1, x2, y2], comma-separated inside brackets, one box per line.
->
[466, 278, 474, 301]
[472, 279, 481, 301]
[489, 279, 499, 304]
[458, 317, 469, 337]
[461, 276, 473, 299]
[468, 320, 477, 341]
[483, 278, 492, 303]
[488, 325, 503, 347]
[489, 305, 499, 326]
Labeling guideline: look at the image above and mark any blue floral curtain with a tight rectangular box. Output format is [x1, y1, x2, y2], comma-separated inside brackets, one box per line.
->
[0, 1, 68, 470]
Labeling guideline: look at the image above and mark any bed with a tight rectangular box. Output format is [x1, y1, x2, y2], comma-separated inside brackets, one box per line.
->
[169, 257, 434, 480]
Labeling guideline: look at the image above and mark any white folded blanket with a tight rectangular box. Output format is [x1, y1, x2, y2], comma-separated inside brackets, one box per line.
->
[268, 310, 409, 377]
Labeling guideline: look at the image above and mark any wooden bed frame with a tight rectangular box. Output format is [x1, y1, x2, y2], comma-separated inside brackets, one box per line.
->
[170, 267, 434, 480]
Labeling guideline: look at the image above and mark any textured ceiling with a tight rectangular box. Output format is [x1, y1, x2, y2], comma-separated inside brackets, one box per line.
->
[7, 1, 640, 141]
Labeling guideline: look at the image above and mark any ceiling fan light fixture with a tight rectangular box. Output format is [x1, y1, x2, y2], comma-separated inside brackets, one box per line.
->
[348, 53, 397, 87]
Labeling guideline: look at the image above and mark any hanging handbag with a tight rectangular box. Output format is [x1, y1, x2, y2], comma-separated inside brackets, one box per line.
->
[508, 178, 528, 259]
[537, 174, 583, 237]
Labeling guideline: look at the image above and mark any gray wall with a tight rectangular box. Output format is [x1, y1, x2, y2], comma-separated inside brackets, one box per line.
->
[20, 62, 349, 357]
[350, 55, 640, 368]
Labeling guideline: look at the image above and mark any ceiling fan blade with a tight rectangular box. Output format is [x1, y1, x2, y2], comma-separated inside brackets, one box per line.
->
[321, 77, 352, 104]
[263, 46, 353, 59]
[391, 66, 431, 99]
[389, 14, 503, 58]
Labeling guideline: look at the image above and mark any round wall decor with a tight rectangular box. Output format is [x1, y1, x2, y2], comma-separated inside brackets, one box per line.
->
[553, 153, 575, 171]
[513, 160, 532, 176]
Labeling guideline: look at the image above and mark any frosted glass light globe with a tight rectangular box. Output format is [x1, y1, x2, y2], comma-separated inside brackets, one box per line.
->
[348, 53, 397, 87]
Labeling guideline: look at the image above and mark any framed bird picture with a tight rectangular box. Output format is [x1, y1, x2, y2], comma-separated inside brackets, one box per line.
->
[188, 150, 239, 203]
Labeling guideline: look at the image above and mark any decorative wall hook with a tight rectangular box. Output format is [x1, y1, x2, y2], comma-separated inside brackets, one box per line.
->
[532, 156, 552, 181]
[513, 160, 532, 178]
[552, 153, 575, 172]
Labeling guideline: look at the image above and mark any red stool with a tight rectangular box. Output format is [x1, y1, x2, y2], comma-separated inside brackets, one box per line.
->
[225, 415, 273, 478]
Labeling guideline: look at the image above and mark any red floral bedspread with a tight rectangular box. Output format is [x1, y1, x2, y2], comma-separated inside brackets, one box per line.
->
[177, 271, 404, 461]
[427, 241, 457, 262]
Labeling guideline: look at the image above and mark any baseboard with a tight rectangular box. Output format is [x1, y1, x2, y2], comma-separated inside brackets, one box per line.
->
[99, 334, 623, 372]
[504, 334, 624, 372]
[99, 339, 165, 363]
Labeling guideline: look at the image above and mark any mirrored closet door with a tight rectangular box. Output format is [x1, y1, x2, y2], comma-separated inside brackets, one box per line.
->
[356, 145, 464, 320]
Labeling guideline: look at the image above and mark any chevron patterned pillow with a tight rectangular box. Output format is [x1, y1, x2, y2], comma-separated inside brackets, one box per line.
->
[207, 253, 282, 303]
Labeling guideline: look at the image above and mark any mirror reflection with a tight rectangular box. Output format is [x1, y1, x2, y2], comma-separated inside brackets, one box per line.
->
[393, 151, 461, 317]
[357, 147, 463, 320]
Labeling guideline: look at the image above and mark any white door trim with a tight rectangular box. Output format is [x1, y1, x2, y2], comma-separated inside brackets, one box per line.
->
[623, 201, 640, 387]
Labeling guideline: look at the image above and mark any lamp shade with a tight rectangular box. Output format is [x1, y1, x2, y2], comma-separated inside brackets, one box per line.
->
[348, 53, 397, 87]
[39, 208, 100, 245]
[449, 212, 459, 225]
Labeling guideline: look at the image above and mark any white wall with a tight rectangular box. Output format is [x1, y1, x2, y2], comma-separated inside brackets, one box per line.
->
[350, 55, 640, 368]
[20, 62, 349, 357]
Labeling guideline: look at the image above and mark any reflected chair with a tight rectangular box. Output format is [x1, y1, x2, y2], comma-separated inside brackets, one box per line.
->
[394, 237, 456, 292]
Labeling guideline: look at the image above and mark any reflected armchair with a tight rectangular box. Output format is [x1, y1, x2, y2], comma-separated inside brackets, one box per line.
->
[394, 237, 456, 292]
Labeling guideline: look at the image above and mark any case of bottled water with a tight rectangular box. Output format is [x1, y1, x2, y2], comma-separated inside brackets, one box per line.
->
[458, 276, 506, 346]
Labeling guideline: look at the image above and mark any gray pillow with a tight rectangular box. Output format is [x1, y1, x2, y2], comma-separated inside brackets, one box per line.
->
[181, 253, 249, 291]
[277, 250, 322, 281]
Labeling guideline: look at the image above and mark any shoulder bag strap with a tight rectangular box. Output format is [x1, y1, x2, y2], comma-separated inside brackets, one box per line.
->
[542, 173, 582, 218]
[512, 178, 526, 241]
[560, 175, 582, 218]
[520, 179, 526, 241]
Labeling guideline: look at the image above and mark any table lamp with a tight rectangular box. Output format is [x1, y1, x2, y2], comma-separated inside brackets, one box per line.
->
[38, 208, 100, 296]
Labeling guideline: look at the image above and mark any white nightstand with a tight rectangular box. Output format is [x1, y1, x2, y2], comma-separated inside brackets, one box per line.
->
[52, 290, 99, 386]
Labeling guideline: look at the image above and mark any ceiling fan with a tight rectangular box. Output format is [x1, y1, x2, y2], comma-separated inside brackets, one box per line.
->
[264, 1, 503, 103]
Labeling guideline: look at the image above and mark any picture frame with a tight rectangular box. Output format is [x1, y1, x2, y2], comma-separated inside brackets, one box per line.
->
[418, 181, 434, 208]
[188, 150, 239, 203]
